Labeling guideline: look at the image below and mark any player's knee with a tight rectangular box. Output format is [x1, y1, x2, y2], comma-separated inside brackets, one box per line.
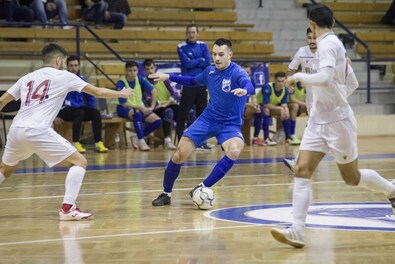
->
[226, 148, 241, 160]
[73, 155, 88, 168]
[225, 143, 243, 160]
[341, 170, 360, 186]
[0, 163, 15, 178]
[293, 103, 299, 112]
[172, 150, 186, 164]
[294, 163, 312, 178]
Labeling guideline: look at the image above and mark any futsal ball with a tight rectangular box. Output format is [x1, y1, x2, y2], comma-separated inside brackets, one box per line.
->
[192, 186, 215, 210]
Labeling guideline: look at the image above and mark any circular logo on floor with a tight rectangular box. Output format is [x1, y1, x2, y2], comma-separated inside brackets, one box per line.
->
[206, 202, 395, 231]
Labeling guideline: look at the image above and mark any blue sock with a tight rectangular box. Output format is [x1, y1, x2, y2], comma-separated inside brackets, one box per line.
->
[290, 120, 296, 136]
[203, 155, 235, 187]
[133, 112, 144, 139]
[144, 119, 162, 136]
[283, 119, 292, 138]
[163, 159, 182, 193]
[253, 112, 263, 137]
[262, 115, 271, 140]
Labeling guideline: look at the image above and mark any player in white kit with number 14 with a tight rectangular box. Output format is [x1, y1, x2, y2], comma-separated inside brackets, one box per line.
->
[0, 43, 133, 220]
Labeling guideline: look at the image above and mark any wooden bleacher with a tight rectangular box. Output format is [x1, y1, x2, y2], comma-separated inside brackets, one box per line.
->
[321, 0, 391, 27]
[0, 27, 274, 60]
[356, 32, 395, 58]
[65, 0, 253, 31]
[317, 1, 394, 59]
[0, 0, 281, 87]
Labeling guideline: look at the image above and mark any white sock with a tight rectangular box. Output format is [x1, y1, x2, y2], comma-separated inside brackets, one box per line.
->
[358, 169, 395, 198]
[0, 172, 5, 184]
[63, 166, 86, 205]
[165, 137, 171, 143]
[164, 192, 171, 197]
[292, 177, 312, 231]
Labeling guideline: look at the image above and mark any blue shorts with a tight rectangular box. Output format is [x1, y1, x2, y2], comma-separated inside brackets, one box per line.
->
[117, 105, 132, 119]
[183, 115, 244, 147]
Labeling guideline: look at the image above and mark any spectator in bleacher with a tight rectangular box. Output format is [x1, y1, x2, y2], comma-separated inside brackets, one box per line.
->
[80, 0, 127, 29]
[255, 71, 300, 146]
[0, 0, 34, 27]
[381, 0, 395, 26]
[105, 0, 131, 16]
[143, 59, 179, 150]
[176, 24, 213, 150]
[116, 61, 162, 151]
[20, 0, 71, 29]
[56, 55, 109, 153]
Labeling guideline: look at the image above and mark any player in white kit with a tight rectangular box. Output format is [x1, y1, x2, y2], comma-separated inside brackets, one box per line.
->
[0, 43, 133, 221]
[283, 28, 317, 171]
[271, 5, 395, 248]
[283, 29, 359, 172]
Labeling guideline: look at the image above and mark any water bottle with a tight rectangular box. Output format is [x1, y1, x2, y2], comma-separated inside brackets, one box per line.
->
[114, 133, 120, 149]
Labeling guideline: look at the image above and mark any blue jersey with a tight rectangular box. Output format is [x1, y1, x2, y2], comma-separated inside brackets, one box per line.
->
[170, 62, 253, 127]
[177, 40, 212, 77]
[63, 74, 96, 109]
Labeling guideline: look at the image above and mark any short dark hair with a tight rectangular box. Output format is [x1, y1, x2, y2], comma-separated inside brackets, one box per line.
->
[214, 38, 232, 50]
[306, 27, 312, 35]
[240, 63, 250, 68]
[186, 23, 199, 32]
[309, 4, 334, 29]
[274, 71, 286, 79]
[125, 61, 138, 69]
[42, 43, 67, 62]
[67, 55, 80, 65]
[143, 59, 155, 68]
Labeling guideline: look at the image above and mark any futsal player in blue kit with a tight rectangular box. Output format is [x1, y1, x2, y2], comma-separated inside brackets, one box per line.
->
[150, 38, 254, 206]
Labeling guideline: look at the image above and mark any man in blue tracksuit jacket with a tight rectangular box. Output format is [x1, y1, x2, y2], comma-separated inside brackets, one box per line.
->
[176, 24, 212, 147]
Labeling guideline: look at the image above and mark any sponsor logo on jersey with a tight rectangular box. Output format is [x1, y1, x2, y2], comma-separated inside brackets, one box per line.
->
[222, 79, 231, 92]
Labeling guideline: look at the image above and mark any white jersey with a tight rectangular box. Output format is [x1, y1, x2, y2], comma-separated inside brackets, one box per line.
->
[309, 32, 353, 124]
[7, 67, 87, 129]
[289, 45, 315, 73]
[288, 45, 317, 113]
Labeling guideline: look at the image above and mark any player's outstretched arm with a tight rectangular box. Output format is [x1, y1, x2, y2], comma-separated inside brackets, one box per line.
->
[291, 67, 334, 88]
[0, 92, 16, 111]
[82, 84, 134, 98]
[148, 73, 170, 82]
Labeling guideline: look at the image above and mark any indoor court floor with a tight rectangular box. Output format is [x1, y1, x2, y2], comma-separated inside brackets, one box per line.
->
[0, 136, 394, 263]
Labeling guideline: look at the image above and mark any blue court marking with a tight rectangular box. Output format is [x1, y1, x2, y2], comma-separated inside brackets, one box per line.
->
[13, 152, 395, 175]
[207, 202, 395, 232]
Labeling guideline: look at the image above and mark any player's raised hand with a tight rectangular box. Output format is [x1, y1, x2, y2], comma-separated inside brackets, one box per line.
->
[119, 87, 134, 98]
[231, 88, 247, 97]
[148, 73, 170, 82]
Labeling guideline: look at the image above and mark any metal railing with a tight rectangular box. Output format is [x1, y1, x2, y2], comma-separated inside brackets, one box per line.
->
[0, 22, 129, 86]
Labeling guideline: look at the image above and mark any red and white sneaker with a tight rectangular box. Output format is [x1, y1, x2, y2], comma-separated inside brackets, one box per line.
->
[252, 137, 267, 146]
[59, 204, 94, 221]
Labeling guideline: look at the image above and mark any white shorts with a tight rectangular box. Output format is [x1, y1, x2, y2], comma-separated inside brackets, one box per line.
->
[2, 126, 77, 168]
[300, 116, 358, 164]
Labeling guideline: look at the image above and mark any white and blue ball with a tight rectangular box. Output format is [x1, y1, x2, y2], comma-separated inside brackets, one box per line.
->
[192, 187, 215, 210]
